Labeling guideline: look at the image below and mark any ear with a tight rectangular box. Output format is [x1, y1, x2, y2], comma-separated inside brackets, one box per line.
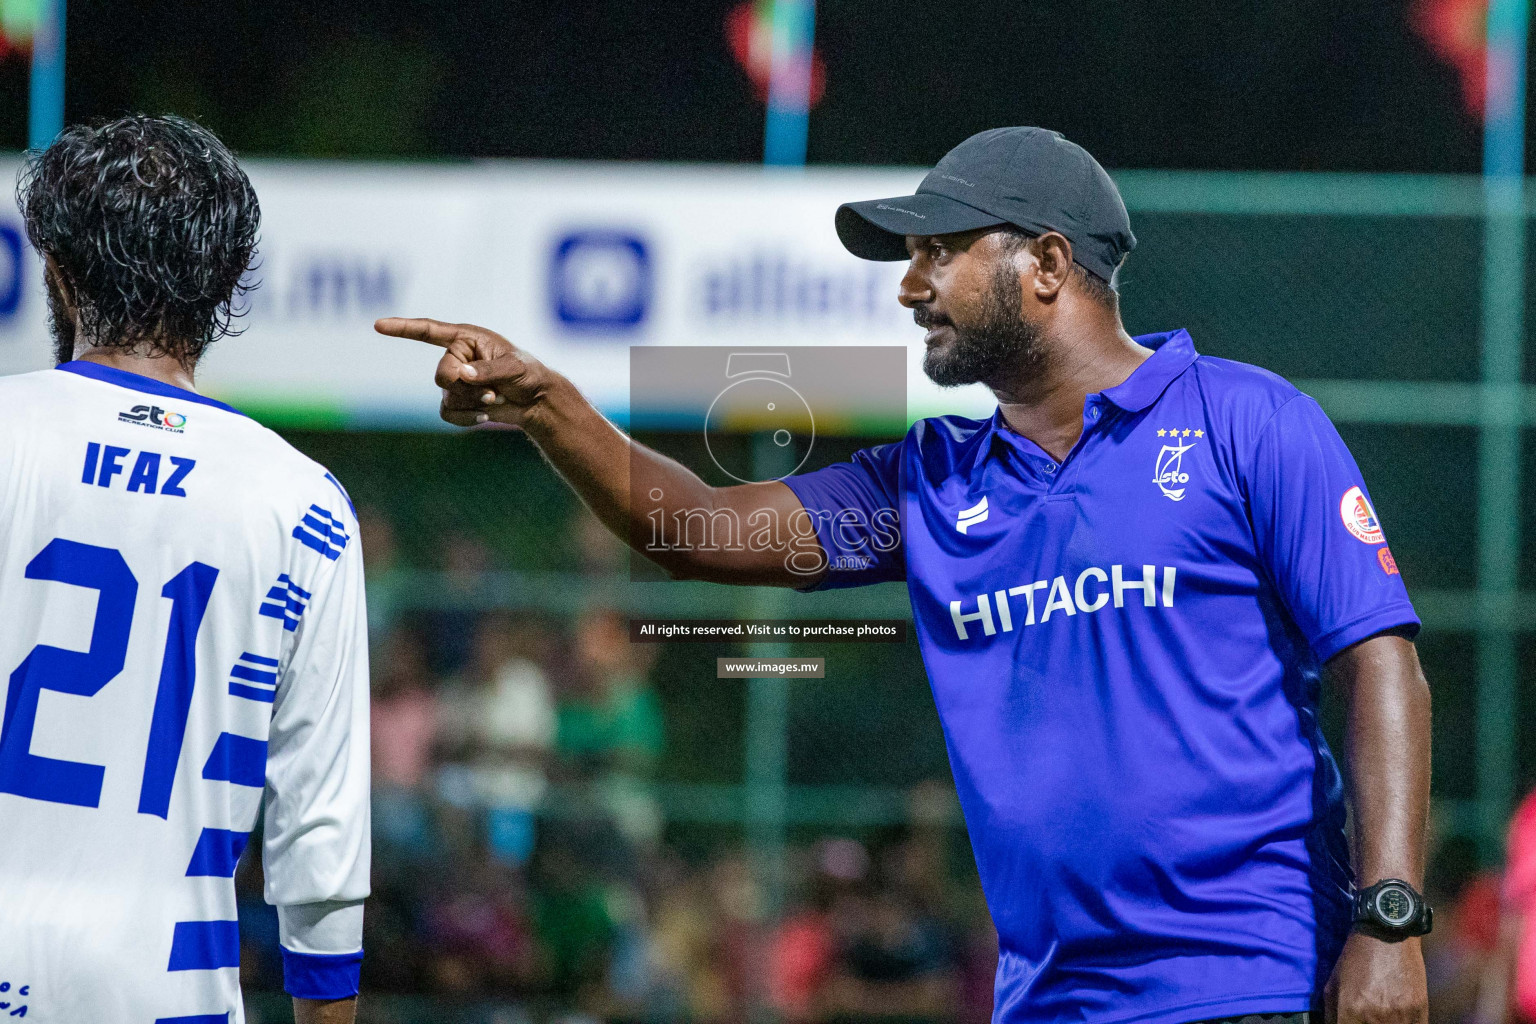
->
[1029, 233, 1074, 301]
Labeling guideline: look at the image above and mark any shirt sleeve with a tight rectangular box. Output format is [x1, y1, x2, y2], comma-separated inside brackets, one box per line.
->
[263, 483, 371, 1000]
[1243, 394, 1420, 663]
[780, 441, 905, 590]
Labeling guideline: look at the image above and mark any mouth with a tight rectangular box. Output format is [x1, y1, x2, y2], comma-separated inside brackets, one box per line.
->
[923, 325, 954, 348]
[915, 310, 953, 347]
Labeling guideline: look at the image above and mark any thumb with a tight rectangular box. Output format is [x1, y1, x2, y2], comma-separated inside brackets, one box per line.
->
[458, 351, 532, 390]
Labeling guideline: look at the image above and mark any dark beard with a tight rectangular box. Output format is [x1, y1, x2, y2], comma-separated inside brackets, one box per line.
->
[920, 264, 1046, 388]
[45, 270, 76, 366]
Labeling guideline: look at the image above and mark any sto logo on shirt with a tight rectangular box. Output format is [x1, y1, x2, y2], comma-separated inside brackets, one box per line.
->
[1340, 486, 1384, 544]
[1153, 427, 1203, 501]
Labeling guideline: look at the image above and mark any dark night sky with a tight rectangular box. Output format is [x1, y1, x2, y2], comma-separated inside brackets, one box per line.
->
[0, 0, 1500, 171]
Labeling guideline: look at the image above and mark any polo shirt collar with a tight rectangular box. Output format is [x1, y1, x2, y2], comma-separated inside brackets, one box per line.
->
[980, 328, 1200, 461]
[1099, 329, 1199, 412]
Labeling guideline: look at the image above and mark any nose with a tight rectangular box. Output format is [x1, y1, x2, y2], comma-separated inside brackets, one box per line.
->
[898, 258, 933, 309]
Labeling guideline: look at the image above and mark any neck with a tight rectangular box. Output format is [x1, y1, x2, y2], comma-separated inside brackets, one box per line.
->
[73, 345, 197, 392]
[989, 312, 1150, 462]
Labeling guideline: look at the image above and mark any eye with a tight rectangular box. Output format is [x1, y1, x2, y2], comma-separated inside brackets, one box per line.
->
[928, 239, 948, 260]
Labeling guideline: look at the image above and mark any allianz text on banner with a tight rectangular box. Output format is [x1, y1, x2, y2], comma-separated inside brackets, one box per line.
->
[0, 158, 994, 428]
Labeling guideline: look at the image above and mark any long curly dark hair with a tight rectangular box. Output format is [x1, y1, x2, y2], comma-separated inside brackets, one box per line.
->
[17, 114, 260, 367]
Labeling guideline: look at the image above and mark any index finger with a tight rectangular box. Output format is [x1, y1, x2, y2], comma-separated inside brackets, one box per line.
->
[374, 317, 466, 348]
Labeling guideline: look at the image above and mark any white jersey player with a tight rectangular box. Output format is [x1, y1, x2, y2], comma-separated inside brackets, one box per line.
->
[0, 117, 369, 1024]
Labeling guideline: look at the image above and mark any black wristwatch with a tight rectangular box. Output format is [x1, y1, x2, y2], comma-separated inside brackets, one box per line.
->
[1352, 878, 1433, 940]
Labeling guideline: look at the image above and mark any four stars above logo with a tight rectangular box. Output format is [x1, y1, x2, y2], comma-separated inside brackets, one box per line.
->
[1156, 428, 1203, 438]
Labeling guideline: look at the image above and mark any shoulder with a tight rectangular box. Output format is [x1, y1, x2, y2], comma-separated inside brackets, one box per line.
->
[909, 413, 991, 448]
[1187, 354, 1304, 410]
[244, 428, 357, 530]
[902, 413, 992, 479]
[1175, 356, 1354, 495]
[0, 366, 82, 411]
[791, 418, 989, 498]
[116, 381, 360, 535]
[1184, 354, 1320, 446]
[232, 431, 359, 577]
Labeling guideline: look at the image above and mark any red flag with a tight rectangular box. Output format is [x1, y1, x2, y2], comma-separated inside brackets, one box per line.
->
[725, 1, 826, 108]
[1411, 0, 1489, 117]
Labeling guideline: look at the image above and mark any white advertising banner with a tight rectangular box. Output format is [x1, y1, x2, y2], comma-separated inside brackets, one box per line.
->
[0, 159, 996, 429]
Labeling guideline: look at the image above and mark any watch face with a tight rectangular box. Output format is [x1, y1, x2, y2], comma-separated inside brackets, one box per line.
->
[1374, 885, 1416, 927]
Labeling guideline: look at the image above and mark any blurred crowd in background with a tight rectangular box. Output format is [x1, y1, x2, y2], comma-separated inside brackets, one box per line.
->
[227, 505, 1534, 1024]
[233, 507, 998, 1024]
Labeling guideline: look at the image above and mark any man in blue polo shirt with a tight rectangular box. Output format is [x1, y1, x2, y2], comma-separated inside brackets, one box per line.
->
[378, 126, 1432, 1024]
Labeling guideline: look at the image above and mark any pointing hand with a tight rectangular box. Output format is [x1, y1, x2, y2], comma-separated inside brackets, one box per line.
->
[373, 318, 552, 428]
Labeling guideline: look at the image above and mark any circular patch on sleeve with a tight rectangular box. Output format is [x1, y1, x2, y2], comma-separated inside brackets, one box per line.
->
[1340, 485, 1384, 544]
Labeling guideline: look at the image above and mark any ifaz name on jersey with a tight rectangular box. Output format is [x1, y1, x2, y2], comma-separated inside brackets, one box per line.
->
[949, 563, 1179, 641]
[118, 404, 188, 433]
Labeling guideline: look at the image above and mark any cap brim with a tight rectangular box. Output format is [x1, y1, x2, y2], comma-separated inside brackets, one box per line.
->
[835, 193, 1007, 261]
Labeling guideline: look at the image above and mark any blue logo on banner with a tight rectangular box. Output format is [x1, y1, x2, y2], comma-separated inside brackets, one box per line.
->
[0, 224, 23, 322]
[549, 230, 652, 332]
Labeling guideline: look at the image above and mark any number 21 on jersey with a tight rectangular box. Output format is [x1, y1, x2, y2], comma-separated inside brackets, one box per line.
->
[0, 537, 218, 816]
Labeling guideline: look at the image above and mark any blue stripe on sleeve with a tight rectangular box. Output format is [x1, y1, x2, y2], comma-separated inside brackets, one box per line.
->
[167, 920, 241, 971]
[200, 733, 267, 787]
[185, 828, 251, 877]
[281, 947, 363, 1000]
[228, 683, 277, 704]
[155, 1015, 230, 1023]
[228, 664, 278, 686]
[239, 652, 280, 667]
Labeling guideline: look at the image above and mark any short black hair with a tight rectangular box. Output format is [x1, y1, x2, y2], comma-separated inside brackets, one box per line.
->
[17, 114, 260, 366]
[995, 226, 1120, 311]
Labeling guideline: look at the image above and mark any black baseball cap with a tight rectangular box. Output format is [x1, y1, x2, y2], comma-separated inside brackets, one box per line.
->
[835, 127, 1136, 285]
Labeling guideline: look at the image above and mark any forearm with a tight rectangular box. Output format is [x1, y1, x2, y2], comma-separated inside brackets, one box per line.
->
[372, 317, 822, 584]
[294, 997, 356, 1024]
[1322, 636, 1432, 1024]
[522, 372, 716, 563]
[1333, 634, 1432, 886]
[523, 373, 821, 585]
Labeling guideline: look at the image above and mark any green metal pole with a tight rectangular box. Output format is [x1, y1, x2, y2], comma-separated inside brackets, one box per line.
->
[744, 430, 793, 1024]
[745, 662, 789, 904]
[745, 430, 793, 914]
[754, 0, 815, 928]
[1476, 0, 1529, 858]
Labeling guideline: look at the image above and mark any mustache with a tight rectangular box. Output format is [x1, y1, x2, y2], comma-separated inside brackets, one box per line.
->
[913, 306, 952, 330]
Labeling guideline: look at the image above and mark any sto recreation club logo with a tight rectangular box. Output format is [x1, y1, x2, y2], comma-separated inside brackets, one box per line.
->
[119, 404, 188, 433]
[1153, 427, 1202, 501]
